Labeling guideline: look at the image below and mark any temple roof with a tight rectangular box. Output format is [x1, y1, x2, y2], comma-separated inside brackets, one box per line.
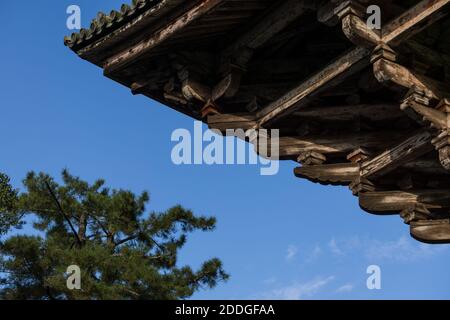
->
[65, 0, 450, 244]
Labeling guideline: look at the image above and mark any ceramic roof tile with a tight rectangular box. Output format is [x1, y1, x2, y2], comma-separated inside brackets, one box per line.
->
[64, 0, 162, 50]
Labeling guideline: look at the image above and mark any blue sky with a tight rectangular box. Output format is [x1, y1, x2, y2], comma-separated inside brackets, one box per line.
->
[1, 1, 449, 300]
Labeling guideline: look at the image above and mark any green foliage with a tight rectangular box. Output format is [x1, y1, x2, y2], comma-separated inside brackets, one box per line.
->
[0, 170, 228, 300]
[0, 173, 22, 235]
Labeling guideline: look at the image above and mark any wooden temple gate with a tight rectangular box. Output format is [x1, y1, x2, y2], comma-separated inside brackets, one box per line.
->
[66, 0, 450, 243]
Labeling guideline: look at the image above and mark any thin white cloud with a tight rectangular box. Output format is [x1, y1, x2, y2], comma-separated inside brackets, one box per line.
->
[328, 235, 448, 262]
[335, 284, 354, 293]
[286, 245, 298, 261]
[328, 238, 343, 256]
[364, 236, 447, 262]
[262, 276, 335, 300]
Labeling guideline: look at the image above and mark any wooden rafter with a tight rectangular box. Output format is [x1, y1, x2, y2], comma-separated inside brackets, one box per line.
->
[360, 130, 434, 179]
[256, 47, 370, 126]
[221, 0, 312, 61]
[103, 0, 226, 75]
[382, 0, 450, 45]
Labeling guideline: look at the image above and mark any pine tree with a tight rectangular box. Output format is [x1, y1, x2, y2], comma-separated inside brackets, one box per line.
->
[0, 173, 22, 236]
[0, 170, 228, 300]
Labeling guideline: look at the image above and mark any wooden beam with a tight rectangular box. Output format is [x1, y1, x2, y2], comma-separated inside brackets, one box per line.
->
[433, 130, 450, 170]
[278, 131, 408, 158]
[252, 0, 448, 126]
[334, 0, 449, 47]
[256, 47, 370, 126]
[361, 130, 434, 179]
[206, 115, 410, 158]
[207, 113, 257, 131]
[401, 91, 447, 130]
[382, 0, 450, 45]
[222, 0, 311, 61]
[103, 0, 226, 75]
[294, 103, 404, 121]
[372, 46, 448, 100]
[411, 219, 450, 244]
[294, 163, 359, 185]
[359, 190, 450, 213]
[215, 0, 312, 101]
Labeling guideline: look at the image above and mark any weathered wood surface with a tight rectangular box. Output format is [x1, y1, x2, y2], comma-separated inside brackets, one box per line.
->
[411, 219, 450, 243]
[257, 47, 370, 126]
[294, 163, 359, 185]
[359, 190, 450, 213]
[294, 103, 404, 121]
[361, 131, 434, 179]
[382, 0, 450, 45]
[104, 0, 226, 74]
[222, 0, 310, 61]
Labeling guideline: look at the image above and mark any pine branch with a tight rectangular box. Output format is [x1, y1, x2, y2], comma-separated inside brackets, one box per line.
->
[44, 181, 82, 247]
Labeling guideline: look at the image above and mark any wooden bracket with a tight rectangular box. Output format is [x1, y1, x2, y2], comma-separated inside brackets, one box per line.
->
[335, 0, 381, 47]
[347, 147, 371, 164]
[297, 151, 327, 166]
[294, 163, 359, 186]
[432, 130, 450, 170]
[201, 100, 221, 119]
[212, 64, 244, 101]
[350, 176, 375, 196]
[400, 89, 445, 129]
[400, 203, 431, 224]
[372, 44, 442, 100]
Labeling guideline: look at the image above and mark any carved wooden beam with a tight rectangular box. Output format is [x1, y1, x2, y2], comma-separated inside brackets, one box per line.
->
[181, 77, 211, 103]
[256, 47, 370, 126]
[335, 1, 381, 48]
[207, 113, 412, 159]
[401, 94, 450, 171]
[382, 0, 450, 45]
[371, 44, 445, 100]
[401, 90, 447, 129]
[294, 163, 359, 185]
[297, 151, 327, 166]
[359, 190, 450, 214]
[432, 130, 450, 170]
[334, 0, 450, 47]
[360, 130, 434, 179]
[410, 219, 450, 244]
[277, 131, 408, 159]
[103, 0, 226, 75]
[211, 65, 244, 101]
